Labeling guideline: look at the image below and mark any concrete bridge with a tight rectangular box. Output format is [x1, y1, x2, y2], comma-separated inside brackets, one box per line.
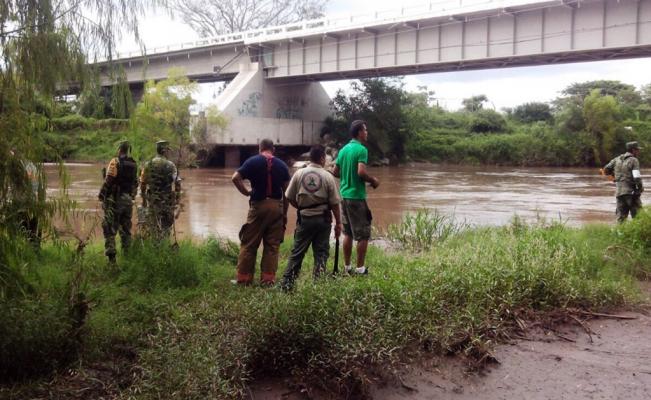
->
[99, 0, 651, 165]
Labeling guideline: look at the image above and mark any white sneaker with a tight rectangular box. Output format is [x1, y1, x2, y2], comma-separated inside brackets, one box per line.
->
[344, 265, 353, 274]
[355, 266, 369, 275]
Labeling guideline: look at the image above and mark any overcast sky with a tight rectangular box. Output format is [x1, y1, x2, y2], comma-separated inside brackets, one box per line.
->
[118, 0, 651, 110]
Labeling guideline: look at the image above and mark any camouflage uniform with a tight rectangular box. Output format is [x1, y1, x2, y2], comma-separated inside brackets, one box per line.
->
[99, 151, 138, 261]
[140, 154, 179, 239]
[603, 142, 644, 222]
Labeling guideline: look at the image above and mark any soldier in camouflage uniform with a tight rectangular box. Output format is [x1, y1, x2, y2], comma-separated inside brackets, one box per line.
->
[603, 141, 644, 223]
[99, 141, 138, 263]
[139, 141, 181, 239]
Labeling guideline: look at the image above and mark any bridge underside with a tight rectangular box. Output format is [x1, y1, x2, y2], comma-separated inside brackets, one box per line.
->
[268, 45, 651, 82]
[103, 0, 651, 86]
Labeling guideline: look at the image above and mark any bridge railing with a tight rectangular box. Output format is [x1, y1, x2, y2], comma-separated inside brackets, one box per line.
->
[107, 0, 550, 62]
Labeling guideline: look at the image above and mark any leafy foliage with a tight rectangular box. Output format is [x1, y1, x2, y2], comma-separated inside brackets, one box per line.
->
[512, 102, 553, 124]
[330, 78, 410, 160]
[583, 89, 624, 165]
[462, 94, 488, 112]
[129, 68, 198, 163]
[469, 109, 507, 133]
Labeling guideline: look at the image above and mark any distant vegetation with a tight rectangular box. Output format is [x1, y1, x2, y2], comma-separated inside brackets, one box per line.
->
[41, 76, 651, 168]
[326, 78, 651, 166]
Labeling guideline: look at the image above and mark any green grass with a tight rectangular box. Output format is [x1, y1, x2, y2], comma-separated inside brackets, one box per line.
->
[1, 213, 651, 398]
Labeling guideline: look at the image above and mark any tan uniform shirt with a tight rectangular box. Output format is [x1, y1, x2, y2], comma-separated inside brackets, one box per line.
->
[286, 163, 340, 217]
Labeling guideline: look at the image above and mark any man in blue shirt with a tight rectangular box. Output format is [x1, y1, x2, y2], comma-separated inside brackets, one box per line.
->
[231, 138, 290, 285]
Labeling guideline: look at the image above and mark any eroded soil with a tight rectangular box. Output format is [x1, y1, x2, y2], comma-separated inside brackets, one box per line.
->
[253, 285, 651, 400]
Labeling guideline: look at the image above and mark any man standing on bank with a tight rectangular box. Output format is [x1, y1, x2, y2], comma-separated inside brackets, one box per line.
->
[99, 141, 138, 263]
[139, 140, 181, 239]
[280, 145, 343, 291]
[333, 120, 380, 275]
[232, 138, 291, 286]
[603, 141, 644, 222]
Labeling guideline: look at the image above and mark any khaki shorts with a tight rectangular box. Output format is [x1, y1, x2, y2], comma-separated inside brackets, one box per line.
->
[342, 199, 372, 241]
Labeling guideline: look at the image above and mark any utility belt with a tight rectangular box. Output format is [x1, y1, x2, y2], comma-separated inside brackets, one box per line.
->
[296, 202, 331, 225]
[249, 197, 283, 207]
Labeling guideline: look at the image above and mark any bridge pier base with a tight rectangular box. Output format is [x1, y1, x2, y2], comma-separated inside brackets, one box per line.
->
[224, 146, 241, 168]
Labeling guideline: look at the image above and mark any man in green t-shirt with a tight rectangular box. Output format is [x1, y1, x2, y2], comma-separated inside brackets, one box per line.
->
[333, 120, 380, 275]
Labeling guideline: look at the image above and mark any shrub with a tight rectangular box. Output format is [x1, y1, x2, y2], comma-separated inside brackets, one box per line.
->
[387, 209, 467, 251]
[469, 109, 507, 133]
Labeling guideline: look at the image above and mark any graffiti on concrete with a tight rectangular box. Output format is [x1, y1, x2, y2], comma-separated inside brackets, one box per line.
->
[276, 96, 306, 119]
[238, 92, 262, 117]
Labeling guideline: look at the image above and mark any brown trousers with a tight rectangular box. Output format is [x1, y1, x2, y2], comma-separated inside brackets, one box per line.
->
[236, 199, 285, 284]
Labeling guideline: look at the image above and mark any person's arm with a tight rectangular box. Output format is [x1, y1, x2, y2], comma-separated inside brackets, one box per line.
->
[285, 175, 299, 209]
[231, 171, 252, 197]
[357, 162, 380, 189]
[331, 164, 340, 178]
[99, 158, 118, 200]
[282, 180, 290, 228]
[632, 158, 643, 193]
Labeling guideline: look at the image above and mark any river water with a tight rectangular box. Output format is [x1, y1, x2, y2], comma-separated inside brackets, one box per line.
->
[45, 163, 622, 240]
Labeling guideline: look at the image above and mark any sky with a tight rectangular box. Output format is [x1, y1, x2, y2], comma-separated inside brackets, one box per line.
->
[117, 0, 651, 111]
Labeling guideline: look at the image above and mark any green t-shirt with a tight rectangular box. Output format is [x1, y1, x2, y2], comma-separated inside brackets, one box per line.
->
[335, 139, 368, 200]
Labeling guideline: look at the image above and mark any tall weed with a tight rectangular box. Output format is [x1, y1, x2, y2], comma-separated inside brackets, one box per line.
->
[387, 209, 467, 251]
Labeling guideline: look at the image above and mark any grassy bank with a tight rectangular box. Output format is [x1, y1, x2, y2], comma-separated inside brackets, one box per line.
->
[2, 212, 651, 399]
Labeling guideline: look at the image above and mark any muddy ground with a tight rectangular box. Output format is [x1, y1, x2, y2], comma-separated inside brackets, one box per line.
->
[252, 286, 651, 400]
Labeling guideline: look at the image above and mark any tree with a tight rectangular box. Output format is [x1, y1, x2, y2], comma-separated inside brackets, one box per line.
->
[583, 89, 623, 165]
[641, 83, 651, 107]
[512, 102, 553, 124]
[469, 109, 507, 133]
[462, 95, 488, 112]
[168, 0, 329, 37]
[1, 0, 158, 294]
[130, 68, 198, 165]
[329, 78, 409, 160]
[556, 80, 641, 119]
[110, 71, 135, 119]
[562, 80, 638, 100]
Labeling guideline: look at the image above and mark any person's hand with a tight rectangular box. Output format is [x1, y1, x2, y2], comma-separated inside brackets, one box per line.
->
[334, 223, 343, 238]
[370, 177, 380, 189]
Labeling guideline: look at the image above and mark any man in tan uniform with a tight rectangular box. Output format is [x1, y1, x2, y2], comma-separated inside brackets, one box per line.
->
[280, 145, 342, 291]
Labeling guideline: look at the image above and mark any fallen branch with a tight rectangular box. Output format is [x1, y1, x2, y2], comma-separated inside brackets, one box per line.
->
[574, 310, 638, 320]
[569, 315, 594, 343]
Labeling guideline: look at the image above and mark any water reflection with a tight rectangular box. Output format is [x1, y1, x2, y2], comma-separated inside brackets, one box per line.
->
[46, 163, 622, 240]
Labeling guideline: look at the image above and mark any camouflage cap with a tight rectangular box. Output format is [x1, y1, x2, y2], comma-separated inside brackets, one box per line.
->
[117, 140, 130, 153]
[156, 140, 170, 153]
[626, 141, 642, 151]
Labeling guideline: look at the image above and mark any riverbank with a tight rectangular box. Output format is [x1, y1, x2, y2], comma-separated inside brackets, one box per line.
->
[2, 213, 650, 399]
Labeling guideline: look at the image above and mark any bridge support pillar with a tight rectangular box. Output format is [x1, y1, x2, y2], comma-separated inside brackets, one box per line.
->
[225, 146, 241, 168]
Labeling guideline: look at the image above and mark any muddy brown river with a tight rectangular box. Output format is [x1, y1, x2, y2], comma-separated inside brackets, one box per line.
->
[46, 163, 625, 240]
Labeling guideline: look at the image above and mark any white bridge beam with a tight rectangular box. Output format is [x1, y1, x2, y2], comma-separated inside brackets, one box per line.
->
[100, 0, 651, 85]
